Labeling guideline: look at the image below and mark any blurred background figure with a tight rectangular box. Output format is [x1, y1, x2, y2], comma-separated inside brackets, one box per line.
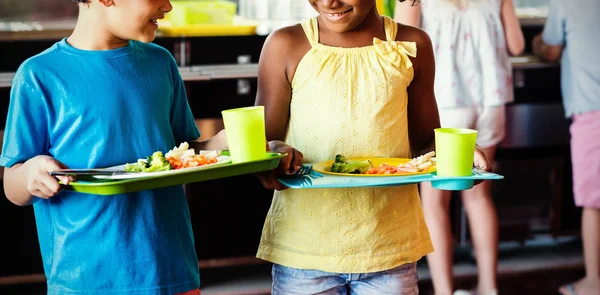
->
[395, 0, 524, 294]
[532, 0, 600, 294]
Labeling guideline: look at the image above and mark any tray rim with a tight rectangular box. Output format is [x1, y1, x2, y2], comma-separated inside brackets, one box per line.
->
[92, 155, 231, 180]
[313, 157, 436, 177]
[278, 166, 503, 190]
[61, 152, 286, 195]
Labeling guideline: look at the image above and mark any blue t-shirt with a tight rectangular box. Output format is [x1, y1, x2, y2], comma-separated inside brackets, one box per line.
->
[542, 0, 600, 118]
[0, 39, 201, 294]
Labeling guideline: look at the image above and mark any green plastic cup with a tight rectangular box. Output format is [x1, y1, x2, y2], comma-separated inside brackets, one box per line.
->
[434, 128, 478, 177]
[221, 106, 267, 163]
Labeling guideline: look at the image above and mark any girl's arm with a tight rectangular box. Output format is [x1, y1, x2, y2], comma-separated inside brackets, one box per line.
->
[403, 26, 441, 156]
[254, 26, 308, 189]
[193, 27, 307, 153]
[255, 26, 308, 141]
[394, 0, 422, 27]
[500, 0, 525, 56]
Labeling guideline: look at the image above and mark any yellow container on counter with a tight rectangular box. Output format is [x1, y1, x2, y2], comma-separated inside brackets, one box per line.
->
[167, 0, 237, 25]
[158, 15, 258, 37]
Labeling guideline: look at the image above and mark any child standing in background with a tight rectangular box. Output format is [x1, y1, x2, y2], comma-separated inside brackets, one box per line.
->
[395, 1, 524, 294]
[533, 1, 600, 294]
[255, 0, 492, 294]
[1, 0, 298, 294]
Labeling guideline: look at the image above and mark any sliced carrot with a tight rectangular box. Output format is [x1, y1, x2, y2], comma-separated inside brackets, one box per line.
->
[167, 154, 219, 170]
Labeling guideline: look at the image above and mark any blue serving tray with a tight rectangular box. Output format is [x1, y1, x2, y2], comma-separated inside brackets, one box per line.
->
[278, 165, 503, 190]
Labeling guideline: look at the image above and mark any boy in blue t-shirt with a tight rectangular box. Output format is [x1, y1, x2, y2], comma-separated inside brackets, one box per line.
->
[0, 0, 302, 294]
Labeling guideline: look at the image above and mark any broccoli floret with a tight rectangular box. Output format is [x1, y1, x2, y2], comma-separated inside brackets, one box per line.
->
[145, 151, 171, 172]
[145, 155, 153, 168]
[125, 161, 145, 172]
[334, 154, 348, 163]
[330, 154, 372, 174]
[125, 152, 171, 172]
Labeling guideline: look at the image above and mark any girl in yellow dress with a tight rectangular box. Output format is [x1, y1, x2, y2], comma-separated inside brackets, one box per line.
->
[255, 1, 491, 294]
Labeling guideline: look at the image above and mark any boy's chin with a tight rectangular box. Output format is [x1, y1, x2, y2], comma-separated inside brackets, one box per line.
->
[137, 35, 156, 43]
[132, 32, 157, 43]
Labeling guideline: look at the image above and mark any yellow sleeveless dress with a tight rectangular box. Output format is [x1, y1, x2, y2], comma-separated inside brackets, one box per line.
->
[256, 16, 433, 273]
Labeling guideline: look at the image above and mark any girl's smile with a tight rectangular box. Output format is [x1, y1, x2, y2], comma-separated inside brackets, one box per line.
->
[309, 0, 379, 33]
[323, 7, 353, 22]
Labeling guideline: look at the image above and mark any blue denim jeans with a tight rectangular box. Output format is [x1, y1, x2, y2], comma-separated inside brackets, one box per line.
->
[272, 262, 418, 295]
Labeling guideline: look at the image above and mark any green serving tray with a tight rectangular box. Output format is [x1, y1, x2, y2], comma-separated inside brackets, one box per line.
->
[62, 152, 285, 195]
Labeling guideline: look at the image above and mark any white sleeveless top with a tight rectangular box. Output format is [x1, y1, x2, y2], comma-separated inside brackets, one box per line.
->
[420, 0, 513, 108]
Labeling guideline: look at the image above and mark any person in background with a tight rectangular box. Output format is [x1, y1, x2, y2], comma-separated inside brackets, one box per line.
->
[532, 1, 600, 294]
[395, 0, 524, 294]
[255, 0, 492, 294]
[0, 1, 300, 294]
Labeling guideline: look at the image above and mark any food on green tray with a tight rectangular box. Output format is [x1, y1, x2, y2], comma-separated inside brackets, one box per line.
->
[125, 151, 171, 172]
[124, 142, 219, 172]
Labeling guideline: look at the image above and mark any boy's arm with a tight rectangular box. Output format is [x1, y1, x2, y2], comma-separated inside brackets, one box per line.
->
[532, 0, 564, 62]
[189, 130, 303, 189]
[2, 67, 72, 206]
[4, 163, 35, 206]
[4, 156, 73, 206]
[394, 0, 422, 27]
[501, 0, 525, 56]
[189, 129, 228, 152]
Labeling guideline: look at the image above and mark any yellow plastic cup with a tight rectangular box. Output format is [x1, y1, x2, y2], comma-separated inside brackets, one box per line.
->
[221, 106, 267, 163]
[434, 128, 478, 177]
